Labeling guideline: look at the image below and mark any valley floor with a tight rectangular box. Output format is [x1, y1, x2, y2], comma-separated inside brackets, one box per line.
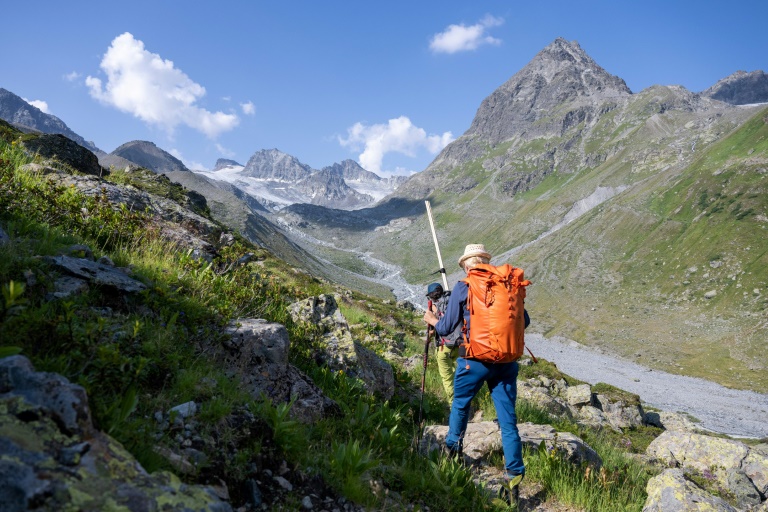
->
[296, 236, 768, 438]
[526, 333, 768, 438]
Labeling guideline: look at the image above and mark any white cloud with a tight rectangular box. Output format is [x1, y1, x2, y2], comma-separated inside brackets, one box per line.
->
[429, 15, 504, 54]
[240, 101, 255, 115]
[339, 116, 453, 174]
[86, 32, 239, 139]
[215, 143, 236, 158]
[63, 71, 81, 82]
[169, 148, 206, 171]
[23, 98, 50, 114]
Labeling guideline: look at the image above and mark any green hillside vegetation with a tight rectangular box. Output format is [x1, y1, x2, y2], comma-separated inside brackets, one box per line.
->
[0, 125, 659, 510]
[514, 107, 768, 391]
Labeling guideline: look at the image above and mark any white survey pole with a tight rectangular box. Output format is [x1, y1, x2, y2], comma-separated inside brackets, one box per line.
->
[425, 200, 450, 290]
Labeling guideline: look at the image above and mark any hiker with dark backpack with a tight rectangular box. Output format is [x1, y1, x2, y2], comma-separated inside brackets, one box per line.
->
[423, 244, 531, 506]
[426, 282, 462, 406]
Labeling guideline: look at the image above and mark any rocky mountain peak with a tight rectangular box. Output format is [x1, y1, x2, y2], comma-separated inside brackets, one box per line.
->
[0, 88, 99, 152]
[522, 37, 631, 96]
[241, 148, 314, 181]
[466, 37, 631, 144]
[212, 158, 243, 171]
[111, 140, 189, 174]
[701, 69, 768, 105]
[323, 159, 381, 182]
[297, 168, 373, 207]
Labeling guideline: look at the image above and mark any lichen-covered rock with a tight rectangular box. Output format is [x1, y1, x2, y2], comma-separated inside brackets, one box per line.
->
[565, 383, 593, 406]
[646, 430, 768, 507]
[289, 294, 347, 332]
[596, 394, 644, 430]
[517, 423, 602, 469]
[725, 468, 763, 510]
[647, 431, 749, 476]
[218, 319, 340, 423]
[0, 355, 93, 436]
[518, 380, 574, 419]
[225, 319, 290, 366]
[577, 405, 608, 428]
[643, 468, 737, 511]
[644, 411, 701, 433]
[319, 330, 395, 400]
[0, 355, 232, 512]
[289, 295, 395, 400]
[744, 449, 768, 496]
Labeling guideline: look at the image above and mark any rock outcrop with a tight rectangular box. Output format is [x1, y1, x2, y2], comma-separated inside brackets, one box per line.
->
[44, 254, 147, 295]
[420, 420, 602, 469]
[212, 318, 340, 423]
[644, 468, 739, 512]
[295, 169, 374, 209]
[289, 294, 395, 400]
[646, 431, 768, 510]
[0, 356, 231, 511]
[22, 163, 219, 258]
[212, 158, 243, 172]
[468, 37, 632, 145]
[22, 134, 104, 177]
[517, 374, 645, 432]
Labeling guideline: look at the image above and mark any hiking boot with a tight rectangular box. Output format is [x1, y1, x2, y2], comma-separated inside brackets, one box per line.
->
[498, 474, 523, 508]
[440, 444, 463, 463]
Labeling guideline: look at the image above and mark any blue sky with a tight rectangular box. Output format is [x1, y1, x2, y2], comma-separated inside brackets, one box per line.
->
[2, 1, 766, 175]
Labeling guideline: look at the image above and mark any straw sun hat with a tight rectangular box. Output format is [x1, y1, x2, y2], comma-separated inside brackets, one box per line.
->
[458, 244, 492, 266]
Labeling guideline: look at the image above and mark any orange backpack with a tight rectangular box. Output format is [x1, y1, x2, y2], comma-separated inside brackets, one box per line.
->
[462, 263, 531, 363]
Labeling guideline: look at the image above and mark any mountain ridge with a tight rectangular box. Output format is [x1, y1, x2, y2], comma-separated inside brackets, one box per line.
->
[111, 140, 189, 174]
[0, 87, 99, 152]
[701, 69, 768, 105]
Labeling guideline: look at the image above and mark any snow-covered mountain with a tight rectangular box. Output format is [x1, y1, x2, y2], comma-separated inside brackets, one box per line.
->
[195, 150, 405, 211]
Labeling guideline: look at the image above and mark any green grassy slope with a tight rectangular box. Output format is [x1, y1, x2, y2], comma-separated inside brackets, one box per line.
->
[514, 107, 768, 391]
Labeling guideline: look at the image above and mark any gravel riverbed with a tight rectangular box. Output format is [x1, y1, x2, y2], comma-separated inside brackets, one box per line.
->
[526, 333, 768, 439]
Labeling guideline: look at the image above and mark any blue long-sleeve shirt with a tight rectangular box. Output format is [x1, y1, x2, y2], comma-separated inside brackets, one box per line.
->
[434, 281, 470, 338]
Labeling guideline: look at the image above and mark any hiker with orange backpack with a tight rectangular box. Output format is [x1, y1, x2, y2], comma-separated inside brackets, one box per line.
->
[423, 244, 530, 506]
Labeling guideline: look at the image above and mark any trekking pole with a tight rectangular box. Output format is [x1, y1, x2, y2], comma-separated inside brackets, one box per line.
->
[415, 299, 433, 449]
[425, 201, 450, 291]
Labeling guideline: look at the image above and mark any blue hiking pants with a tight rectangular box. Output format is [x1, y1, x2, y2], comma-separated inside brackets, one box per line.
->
[445, 357, 525, 477]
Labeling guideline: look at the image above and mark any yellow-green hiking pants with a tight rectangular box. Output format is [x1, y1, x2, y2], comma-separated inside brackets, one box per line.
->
[436, 344, 460, 405]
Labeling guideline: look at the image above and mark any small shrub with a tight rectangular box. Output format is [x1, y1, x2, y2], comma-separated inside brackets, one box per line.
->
[252, 397, 304, 456]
